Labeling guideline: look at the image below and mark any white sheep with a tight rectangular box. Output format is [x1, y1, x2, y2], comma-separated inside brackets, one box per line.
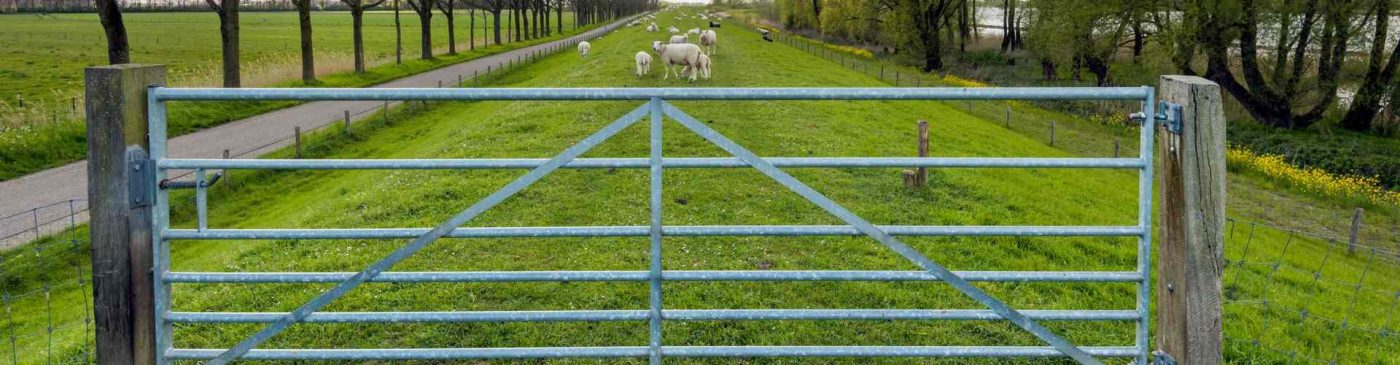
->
[577, 41, 591, 57]
[683, 53, 712, 80]
[668, 26, 680, 34]
[646, 23, 658, 32]
[687, 28, 701, 36]
[634, 51, 653, 77]
[699, 30, 717, 55]
[652, 41, 703, 81]
[669, 34, 688, 44]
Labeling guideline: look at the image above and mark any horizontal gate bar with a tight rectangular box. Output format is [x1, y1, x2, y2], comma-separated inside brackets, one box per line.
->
[164, 270, 1142, 283]
[166, 346, 1140, 360]
[160, 157, 1145, 170]
[164, 225, 1143, 239]
[166, 309, 1138, 323]
[153, 87, 1152, 101]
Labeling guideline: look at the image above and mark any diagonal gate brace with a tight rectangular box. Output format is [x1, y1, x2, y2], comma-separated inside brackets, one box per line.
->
[204, 103, 654, 364]
[660, 101, 1104, 365]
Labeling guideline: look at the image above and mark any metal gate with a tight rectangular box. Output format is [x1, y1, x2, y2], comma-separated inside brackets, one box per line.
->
[145, 87, 1160, 365]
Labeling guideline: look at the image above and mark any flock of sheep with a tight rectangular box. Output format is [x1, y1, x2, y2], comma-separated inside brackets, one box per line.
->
[576, 11, 726, 82]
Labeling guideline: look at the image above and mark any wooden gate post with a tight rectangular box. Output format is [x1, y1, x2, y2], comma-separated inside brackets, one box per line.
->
[86, 64, 165, 365]
[1155, 75, 1225, 364]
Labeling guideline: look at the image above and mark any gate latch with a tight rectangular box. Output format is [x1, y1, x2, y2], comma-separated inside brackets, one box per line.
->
[1128, 102, 1184, 135]
[1150, 350, 1178, 365]
[129, 158, 156, 209]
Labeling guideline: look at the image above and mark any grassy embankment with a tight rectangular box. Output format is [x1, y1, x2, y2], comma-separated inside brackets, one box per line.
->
[1, 9, 1395, 364]
[0, 10, 588, 181]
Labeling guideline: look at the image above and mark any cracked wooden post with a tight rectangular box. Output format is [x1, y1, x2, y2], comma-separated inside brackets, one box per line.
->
[1348, 207, 1363, 254]
[916, 120, 929, 187]
[85, 63, 164, 365]
[1156, 75, 1225, 365]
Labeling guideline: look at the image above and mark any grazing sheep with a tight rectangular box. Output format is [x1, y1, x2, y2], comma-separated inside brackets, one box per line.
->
[635, 51, 653, 77]
[578, 41, 591, 57]
[759, 28, 774, 42]
[683, 53, 712, 80]
[709, 21, 721, 28]
[699, 30, 717, 55]
[668, 26, 680, 34]
[687, 28, 701, 36]
[651, 41, 703, 81]
[646, 23, 659, 32]
[669, 34, 688, 44]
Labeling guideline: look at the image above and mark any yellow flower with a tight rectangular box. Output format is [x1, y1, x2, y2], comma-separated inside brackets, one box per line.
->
[1226, 146, 1400, 207]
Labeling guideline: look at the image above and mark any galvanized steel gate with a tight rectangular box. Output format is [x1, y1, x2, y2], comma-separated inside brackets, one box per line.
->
[146, 87, 1160, 364]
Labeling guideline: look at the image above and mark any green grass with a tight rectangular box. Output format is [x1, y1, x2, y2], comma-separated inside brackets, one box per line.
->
[0, 10, 593, 181]
[1, 8, 1397, 364]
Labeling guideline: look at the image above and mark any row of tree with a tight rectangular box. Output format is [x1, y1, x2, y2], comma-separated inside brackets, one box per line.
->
[93, 0, 652, 87]
[757, 0, 1398, 132]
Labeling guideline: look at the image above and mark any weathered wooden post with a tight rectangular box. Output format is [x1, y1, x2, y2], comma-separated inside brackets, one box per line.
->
[344, 110, 352, 135]
[1005, 106, 1011, 127]
[1348, 207, 1363, 254]
[1114, 138, 1121, 158]
[1049, 121, 1056, 146]
[294, 126, 303, 158]
[916, 120, 929, 187]
[1156, 75, 1226, 364]
[85, 64, 164, 365]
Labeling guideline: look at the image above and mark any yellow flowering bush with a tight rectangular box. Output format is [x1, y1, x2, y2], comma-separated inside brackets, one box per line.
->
[1227, 146, 1400, 207]
[939, 74, 991, 88]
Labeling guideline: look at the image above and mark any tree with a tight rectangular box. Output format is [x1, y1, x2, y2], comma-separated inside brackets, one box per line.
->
[437, 0, 458, 55]
[1172, 0, 1363, 129]
[1027, 0, 1131, 86]
[94, 0, 130, 64]
[341, 0, 386, 73]
[205, 0, 241, 88]
[395, 0, 403, 64]
[293, 0, 316, 83]
[480, 0, 507, 44]
[405, 0, 435, 59]
[905, 0, 958, 72]
[1341, 0, 1398, 131]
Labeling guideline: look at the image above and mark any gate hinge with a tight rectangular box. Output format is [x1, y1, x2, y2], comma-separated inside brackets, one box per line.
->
[1128, 102, 1184, 135]
[1151, 350, 1178, 365]
[128, 158, 156, 209]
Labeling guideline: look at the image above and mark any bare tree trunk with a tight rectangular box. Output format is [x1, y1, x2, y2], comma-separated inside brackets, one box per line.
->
[395, 0, 403, 64]
[206, 0, 241, 88]
[493, 10, 502, 44]
[295, 0, 315, 83]
[1341, 0, 1396, 131]
[437, 0, 456, 55]
[469, 7, 476, 50]
[352, 8, 367, 72]
[94, 0, 130, 64]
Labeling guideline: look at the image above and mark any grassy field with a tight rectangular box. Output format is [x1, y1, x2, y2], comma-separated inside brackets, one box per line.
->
[0, 10, 592, 181]
[0, 8, 1396, 364]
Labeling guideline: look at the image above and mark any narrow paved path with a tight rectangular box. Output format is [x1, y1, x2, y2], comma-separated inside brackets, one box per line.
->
[0, 16, 637, 248]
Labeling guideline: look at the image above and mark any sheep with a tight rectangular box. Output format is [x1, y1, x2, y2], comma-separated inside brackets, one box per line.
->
[683, 53, 712, 80]
[709, 21, 721, 28]
[577, 41, 591, 57]
[669, 34, 688, 44]
[668, 26, 680, 34]
[699, 30, 717, 55]
[646, 23, 659, 32]
[687, 28, 701, 36]
[634, 51, 653, 77]
[651, 41, 703, 81]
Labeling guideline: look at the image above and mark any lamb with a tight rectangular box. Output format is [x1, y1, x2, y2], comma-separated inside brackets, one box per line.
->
[683, 53, 712, 80]
[699, 30, 717, 55]
[634, 51, 653, 77]
[577, 41, 591, 57]
[652, 41, 703, 81]
[669, 35, 688, 44]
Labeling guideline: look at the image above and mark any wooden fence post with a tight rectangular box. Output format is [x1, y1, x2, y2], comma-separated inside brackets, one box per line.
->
[294, 126, 303, 158]
[85, 64, 165, 365]
[1156, 75, 1226, 364]
[1049, 121, 1056, 146]
[916, 120, 929, 187]
[344, 110, 351, 135]
[1114, 138, 1121, 158]
[1348, 207, 1363, 254]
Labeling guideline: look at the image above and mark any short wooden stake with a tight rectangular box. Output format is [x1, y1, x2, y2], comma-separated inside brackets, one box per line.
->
[343, 110, 351, 135]
[1049, 121, 1056, 146]
[1114, 138, 1121, 158]
[294, 127, 303, 158]
[916, 120, 929, 187]
[1348, 207, 1363, 254]
[901, 170, 917, 188]
[222, 149, 230, 159]
[383, 101, 390, 123]
[1005, 106, 1011, 127]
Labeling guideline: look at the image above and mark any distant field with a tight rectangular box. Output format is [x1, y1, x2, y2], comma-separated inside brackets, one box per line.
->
[0, 10, 570, 109]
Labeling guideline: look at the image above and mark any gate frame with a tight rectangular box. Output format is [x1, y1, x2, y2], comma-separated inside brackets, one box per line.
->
[84, 65, 1224, 365]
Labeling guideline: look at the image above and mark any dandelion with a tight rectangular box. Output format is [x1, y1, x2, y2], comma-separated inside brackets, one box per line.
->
[1226, 146, 1400, 207]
